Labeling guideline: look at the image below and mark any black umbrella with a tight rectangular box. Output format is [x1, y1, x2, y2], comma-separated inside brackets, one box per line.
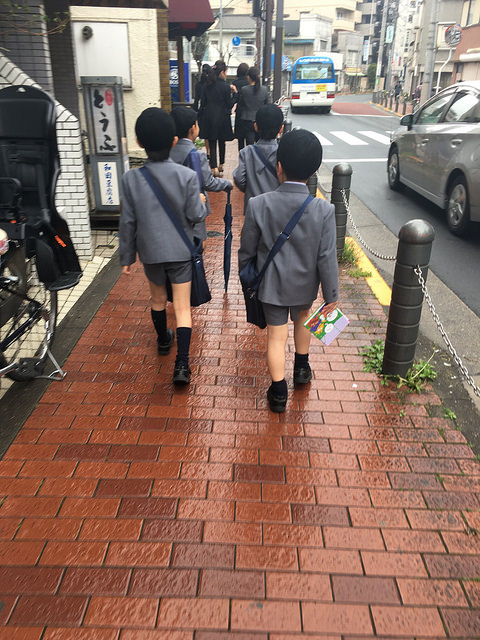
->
[223, 189, 233, 291]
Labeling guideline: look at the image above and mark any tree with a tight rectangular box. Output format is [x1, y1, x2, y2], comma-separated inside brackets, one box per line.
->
[191, 32, 209, 75]
[0, 0, 69, 44]
[367, 63, 377, 89]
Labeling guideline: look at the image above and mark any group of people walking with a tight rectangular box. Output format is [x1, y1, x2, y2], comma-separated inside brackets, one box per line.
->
[119, 60, 339, 413]
[193, 61, 269, 176]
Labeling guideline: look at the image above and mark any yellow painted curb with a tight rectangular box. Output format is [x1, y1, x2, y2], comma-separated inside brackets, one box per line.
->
[345, 237, 392, 306]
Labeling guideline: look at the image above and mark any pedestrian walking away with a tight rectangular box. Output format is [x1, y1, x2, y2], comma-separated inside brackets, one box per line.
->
[232, 62, 250, 151]
[236, 66, 269, 147]
[233, 103, 284, 214]
[119, 107, 207, 385]
[203, 61, 235, 177]
[193, 63, 211, 159]
[170, 105, 232, 243]
[238, 129, 339, 413]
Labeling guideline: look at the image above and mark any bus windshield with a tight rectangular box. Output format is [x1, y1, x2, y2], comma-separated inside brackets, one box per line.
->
[294, 61, 334, 82]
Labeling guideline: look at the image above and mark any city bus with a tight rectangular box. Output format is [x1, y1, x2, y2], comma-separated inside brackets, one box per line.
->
[290, 56, 336, 114]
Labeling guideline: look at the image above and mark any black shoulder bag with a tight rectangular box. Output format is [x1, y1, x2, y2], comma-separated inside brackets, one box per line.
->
[239, 194, 313, 329]
[140, 166, 211, 307]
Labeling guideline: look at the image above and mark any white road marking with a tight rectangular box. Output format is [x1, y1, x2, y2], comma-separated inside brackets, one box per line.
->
[323, 158, 387, 163]
[313, 131, 333, 146]
[358, 130, 391, 145]
[330, 131, 368, 145]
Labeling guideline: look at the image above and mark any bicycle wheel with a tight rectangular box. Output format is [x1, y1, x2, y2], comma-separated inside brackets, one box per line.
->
[0, 253, 58, 381]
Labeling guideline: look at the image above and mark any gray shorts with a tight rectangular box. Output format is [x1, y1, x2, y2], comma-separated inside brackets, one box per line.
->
[262, 302, 311, 326]
[143, 260, 192, 286]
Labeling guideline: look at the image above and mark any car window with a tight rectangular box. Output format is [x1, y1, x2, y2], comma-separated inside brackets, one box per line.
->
[415, 94, 452, 124]
[444, 92, 480, 123]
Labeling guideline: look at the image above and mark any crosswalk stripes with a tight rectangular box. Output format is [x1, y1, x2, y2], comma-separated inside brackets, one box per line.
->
[313, 129, 392, 147]
[358, 130, 391, 145]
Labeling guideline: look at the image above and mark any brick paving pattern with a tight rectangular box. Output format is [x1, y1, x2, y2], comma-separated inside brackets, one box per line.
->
[1, 143, 480, 638]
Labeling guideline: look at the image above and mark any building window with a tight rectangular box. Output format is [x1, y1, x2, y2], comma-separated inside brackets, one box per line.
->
[336, 10, 344, 19]
[244, 39, 255, 56]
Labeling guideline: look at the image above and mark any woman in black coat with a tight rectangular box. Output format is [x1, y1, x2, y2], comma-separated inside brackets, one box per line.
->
[232, 62, 250, 151]
[193, 63, 211, 158]
[203, 61, 234, 176]
[237, 67, 269, 146]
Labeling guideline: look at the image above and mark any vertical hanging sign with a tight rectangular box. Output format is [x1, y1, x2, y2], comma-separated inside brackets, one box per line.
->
[81, 76, 129, 214]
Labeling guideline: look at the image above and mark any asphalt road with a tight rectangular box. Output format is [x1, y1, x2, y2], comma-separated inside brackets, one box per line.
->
[289, 94, 480, 318]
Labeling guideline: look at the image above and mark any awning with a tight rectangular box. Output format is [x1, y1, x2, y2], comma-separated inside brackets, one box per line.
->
[73, 0, 168, 7]
[168, 0, 214, 39]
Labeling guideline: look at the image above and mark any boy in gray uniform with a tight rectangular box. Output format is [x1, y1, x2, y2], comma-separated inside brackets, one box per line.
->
[119, 108, 207, 385]
[170, 106, 232, 241]
[233, 103, 284, 215]
[238, 129, 338, 413]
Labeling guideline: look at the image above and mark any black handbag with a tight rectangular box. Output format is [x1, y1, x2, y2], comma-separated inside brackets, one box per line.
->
[239, 194, 313, 329]
[140, 166, 211, 307]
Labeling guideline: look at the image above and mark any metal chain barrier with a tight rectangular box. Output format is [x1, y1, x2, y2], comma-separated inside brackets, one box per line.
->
[339, 186, 480, 397]
[414, 266, 480, 398]
[341, 189, 396, 262]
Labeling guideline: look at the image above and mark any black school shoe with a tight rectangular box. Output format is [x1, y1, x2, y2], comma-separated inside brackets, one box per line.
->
[294, 364, 313, 385]
[173, 364, 191, 385]
[267, 385, 288, 413]
[157, 329, 175, 355]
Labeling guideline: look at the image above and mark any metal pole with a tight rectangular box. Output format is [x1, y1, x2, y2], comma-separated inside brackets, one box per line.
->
[263, 0, 274, 92]
[435, 46, 453, 94]
[256, 15, 262, 70]
[273, 0, 284, 102]
[375, 0, 388, 88]
[382, 220, 435, 377]
[421, 0, 439, 103]
[219, 0, 223, 59]
[177, 35, 185, 102]
[331, 163, 352, 258]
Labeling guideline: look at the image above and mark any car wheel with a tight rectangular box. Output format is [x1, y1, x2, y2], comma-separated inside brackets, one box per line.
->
[387, 147, 401, 190]
[447, 175, 470, 236]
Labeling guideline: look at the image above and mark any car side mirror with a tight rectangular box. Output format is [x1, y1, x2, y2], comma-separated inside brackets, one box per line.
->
[400, 113, 413, 129]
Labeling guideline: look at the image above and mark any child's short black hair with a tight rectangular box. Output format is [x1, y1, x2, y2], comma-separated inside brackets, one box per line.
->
[255, 104, 284, 140]
[171, 106, 198, 139]
[277, 129, 323, 181]
[135, 107, 175, 161]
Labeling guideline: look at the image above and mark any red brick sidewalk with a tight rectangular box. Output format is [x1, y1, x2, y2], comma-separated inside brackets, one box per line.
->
[1, 142, 480, 638]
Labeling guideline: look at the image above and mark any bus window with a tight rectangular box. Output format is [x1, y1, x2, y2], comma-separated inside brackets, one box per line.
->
[294, 63, 333, 81]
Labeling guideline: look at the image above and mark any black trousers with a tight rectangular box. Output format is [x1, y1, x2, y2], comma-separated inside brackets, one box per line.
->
[236, 119, 255, 150]
[208, 139, 226, 168]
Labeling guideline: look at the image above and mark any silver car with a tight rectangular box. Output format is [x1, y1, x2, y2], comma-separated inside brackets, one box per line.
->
[387, 81, 480, 236]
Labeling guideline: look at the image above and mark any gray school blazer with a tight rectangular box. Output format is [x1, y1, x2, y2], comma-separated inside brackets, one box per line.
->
[119, 159, 207, 267]
[170, 138, 231, 240]
[238, 182, 338, 307]
[233, 139, 280, 214]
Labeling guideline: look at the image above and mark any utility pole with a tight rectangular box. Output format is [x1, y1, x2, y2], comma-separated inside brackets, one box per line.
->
[263, 0, 274, 92]
[219, 0, 223, 59]
[273, 0, 284, 101]
[421, 0, 439, 103]
[375, 0, 388, 88]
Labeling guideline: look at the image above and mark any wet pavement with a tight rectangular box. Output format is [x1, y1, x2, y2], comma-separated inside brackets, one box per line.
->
[0, 142, 480, 638]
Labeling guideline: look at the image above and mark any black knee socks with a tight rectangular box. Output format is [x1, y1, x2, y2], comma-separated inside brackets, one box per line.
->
[176, 327, 192, 367]
[294, 352, 309, 369]
[271, 379, 288, 396]
[151, 309, 168, 343]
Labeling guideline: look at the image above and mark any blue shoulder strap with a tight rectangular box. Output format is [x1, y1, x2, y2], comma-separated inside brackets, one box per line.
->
[183, 148, 203, 191]
[253, 144, 278, 179]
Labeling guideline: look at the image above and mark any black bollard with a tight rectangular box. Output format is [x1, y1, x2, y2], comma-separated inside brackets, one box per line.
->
[283, 119, 292, 135]
[382, 220, 435, 377]
[331, 163, 352, 258]
[307, 172, 318, 197]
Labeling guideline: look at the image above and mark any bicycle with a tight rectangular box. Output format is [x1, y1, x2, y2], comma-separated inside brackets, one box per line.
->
[0, 85, 82, 382]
